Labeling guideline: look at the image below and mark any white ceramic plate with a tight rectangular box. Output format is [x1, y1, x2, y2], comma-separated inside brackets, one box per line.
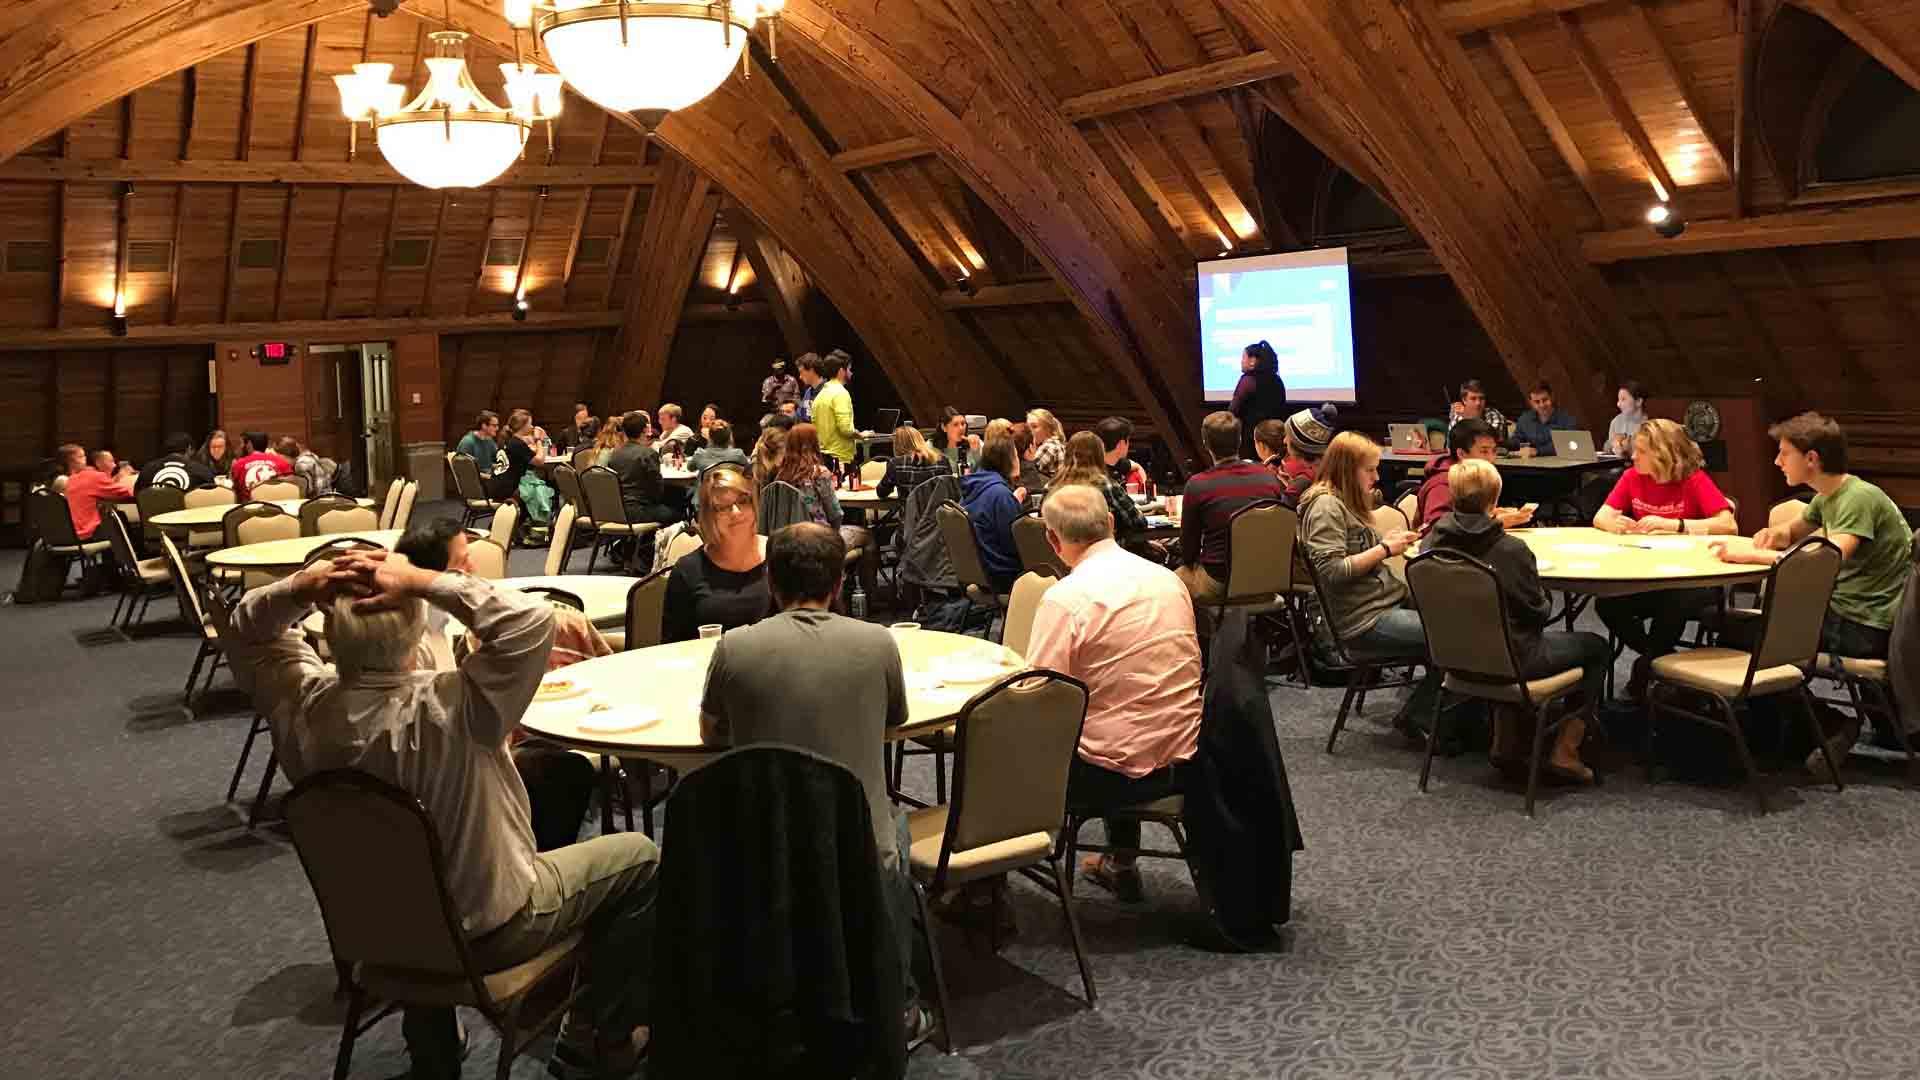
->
[577, 705, 661, 736]
[534, 678, 589, 702]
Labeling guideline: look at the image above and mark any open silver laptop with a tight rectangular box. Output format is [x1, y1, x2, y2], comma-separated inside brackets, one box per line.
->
[1551, 430, 1599, 461]
[1388, 424, 1429, 452]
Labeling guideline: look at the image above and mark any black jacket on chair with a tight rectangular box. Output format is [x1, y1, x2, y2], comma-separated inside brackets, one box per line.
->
[1185, 611, 1306, 939]
[649, 745, 907, 1080]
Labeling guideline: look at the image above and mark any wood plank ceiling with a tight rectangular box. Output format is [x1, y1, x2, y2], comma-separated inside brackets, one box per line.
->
[2, 0, 1920, 487]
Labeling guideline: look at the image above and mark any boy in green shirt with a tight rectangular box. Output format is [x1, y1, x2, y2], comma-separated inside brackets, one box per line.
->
[802, 349, 857, 472]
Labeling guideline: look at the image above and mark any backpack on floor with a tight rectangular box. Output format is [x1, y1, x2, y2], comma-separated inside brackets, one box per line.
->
[8, 542, 69, 605]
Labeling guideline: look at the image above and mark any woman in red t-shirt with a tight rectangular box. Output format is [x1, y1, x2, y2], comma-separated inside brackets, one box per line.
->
[1592, 419, 1737, 698]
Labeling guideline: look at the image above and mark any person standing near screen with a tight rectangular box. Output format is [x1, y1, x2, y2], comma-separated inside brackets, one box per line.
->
[1228, 340, 1289, 461]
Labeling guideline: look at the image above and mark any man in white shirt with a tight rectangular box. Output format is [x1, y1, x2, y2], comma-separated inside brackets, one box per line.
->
[226, 550, 658, 1079]
[1026, 484, 1203, 902]
[656, 403, 697, 448]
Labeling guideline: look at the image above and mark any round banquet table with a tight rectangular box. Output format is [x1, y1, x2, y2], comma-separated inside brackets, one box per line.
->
[1509, 527, 1770, 598]
[204, 529, 405, 573]
[661, 467, 695, 487]
[838, 488, 900, 512]
[518, 629, 1028, 770]
[149, 498, 374, 535]
[300, 574, 638, 640]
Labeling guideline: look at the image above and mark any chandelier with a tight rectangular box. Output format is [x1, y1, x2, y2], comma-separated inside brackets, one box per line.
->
[507, 0, 785, 130]
[334, 29, 563, 189]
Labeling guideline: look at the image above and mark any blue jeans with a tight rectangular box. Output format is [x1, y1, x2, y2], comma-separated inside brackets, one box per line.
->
[1526, 630, 1612, 709]
[1350, 607, 1441, 720]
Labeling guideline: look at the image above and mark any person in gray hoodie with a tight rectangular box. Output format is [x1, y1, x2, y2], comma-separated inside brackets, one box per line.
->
[1299, 432, 1437, 733]
[1424, 458, 1608, 779]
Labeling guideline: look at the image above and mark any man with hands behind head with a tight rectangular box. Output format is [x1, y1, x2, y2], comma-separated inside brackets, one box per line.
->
[226, 548, 659, 1080]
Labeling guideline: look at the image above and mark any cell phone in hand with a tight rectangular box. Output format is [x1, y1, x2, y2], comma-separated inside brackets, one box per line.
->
[1522, 502, 1539, 514]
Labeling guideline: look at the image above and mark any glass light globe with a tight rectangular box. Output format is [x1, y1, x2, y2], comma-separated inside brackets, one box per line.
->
[540, 1, 751, 118]
[377, 116, 527, 189]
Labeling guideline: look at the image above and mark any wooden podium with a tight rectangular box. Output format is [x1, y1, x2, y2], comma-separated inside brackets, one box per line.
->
[1647, 396, 1781, 534]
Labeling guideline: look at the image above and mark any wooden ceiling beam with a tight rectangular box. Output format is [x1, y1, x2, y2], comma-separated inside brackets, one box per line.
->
[599, 186, 641, 311]
[1794, 0, 1920, 95]
[1490, 30, 1609, 225]
[1134, 110, 1242, 251]
[0, 158, 661, 185]
[731, 208, 816, 356]
[828, 51, 1294, 172]
[606, 157, 719, 407]
[940, 281, 1070, 309]
[1557, 12, 1680, 208]
[0, 309, 623, 351]
[1581, 198, 1920, 261]
[1092, 119, 1191, 256]
[1734, 0, 1754, 217]
[1624, 1, 1732, 183]
[1434, 0, 1611, 34]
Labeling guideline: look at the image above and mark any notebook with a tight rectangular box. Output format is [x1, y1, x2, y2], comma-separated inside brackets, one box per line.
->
[1551, 430, 1599, 461]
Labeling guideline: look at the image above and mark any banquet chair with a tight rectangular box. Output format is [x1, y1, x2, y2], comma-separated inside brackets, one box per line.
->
[250, 480, 302, 502]
[135, 484, 186, 549]
[1370, 503, 1412, 581]
[219, 502, 300, 591]
[1406, 549, 1600, 816]
[578, 465, 658, 574]
[859, 458, 887, 487]
[1012, 514, 1065, 577]
[182, 484, 236, 548]
[1306, 547, 1428, 754]
[1000, 572, 1056, 658]
[200, 587, 280, 828]
[660, 527, 702, 568]
[550, 464, 598, 568]
[1396, 491, 1419, 528]
[102, 508, 171, 631]
[1808, 653, 1913, 782]
[159, 534, 227, 709]
[755, 480, 809, 535]
[542, 504, 577, 575]
[447, 453, 502, 530]
[376, 477, 406, 529]
[595, 571, 674, 832]
[299, 494, 367, 536]
[283, 769, 587, 1080]
[1210, 502, 1316, 688]
[465, 537, 507, 580]
[26, 490, 112, 596]
[390, 480, 419, 532]
[906, 670, 1093, 1052]
[570, 446, 597, 473]
[487, 502, 520, 551]
[935, 503, 1009, 636]
[1645, 537, 1844, 813]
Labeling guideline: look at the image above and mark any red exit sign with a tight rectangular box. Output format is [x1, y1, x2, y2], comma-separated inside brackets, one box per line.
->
[253, 342, 292, 365]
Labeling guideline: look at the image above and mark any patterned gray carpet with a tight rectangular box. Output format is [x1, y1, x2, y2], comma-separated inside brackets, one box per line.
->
[3, 515, 1917, 1078]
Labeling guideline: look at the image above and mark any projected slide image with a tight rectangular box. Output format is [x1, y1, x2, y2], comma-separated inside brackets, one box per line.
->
[1197, 248, 1357, 404]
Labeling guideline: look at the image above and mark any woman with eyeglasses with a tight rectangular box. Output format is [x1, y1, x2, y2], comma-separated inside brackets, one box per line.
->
[663, 466, 771, 642]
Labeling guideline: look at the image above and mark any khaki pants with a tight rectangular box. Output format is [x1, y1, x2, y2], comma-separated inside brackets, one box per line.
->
[1176, 564, 1227, 636]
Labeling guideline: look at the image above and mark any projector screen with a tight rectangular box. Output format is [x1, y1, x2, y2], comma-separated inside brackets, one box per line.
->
[1197, 247, 1357, 405]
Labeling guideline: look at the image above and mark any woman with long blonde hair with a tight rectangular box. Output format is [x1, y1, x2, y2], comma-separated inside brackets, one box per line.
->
[751, 426, 787, 489]
[1025, 408, 1066, 481]
[875, 424, 949, 500]
[1300, 431, 1438, 733]
[1593, 417, 1735, 696]
[592, 420, 626, 467]
[663, 466, 769, 641]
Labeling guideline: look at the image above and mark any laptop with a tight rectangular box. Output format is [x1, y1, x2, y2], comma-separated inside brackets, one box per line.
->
[1388, 424, 1429, 453]
[1551, 430, 1599, 461]
[873, 407, 901, 434]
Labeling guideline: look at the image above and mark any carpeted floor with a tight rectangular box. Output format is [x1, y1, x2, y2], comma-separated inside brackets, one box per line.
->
[4, 505, 1919, 1078]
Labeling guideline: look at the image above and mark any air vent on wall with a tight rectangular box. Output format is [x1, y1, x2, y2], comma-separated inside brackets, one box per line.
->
[484, 237, 525, 267]
[388, 236, 433, 268]
[127, 241, 173, 273]
[4, 242, 51, 273]
[573, 236, 612, 267]
[237, 238, 280, 269]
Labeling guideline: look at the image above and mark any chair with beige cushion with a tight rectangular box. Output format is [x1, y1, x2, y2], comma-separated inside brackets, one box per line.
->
[465, 537, 507, 580]
[935, 502, 1009, 635]
[447, 453, 502, 530]
[1000, 571, 1056, 659]
[299, 494, 363, 536]
[1406, 548, 1599, 816]
[1307, 543, 1428, 754]
[1808, 652, 1912, 782]
[283, 769, 587, 1080]
[570, 446, 598, 473]
[182, 484, 236, 548]
[1396, 491, 1418, 528]
[542, 503, 578, 576]
[859, 458, 886, 487]
[28, 490, 112, 595]
[249, 480, 302, 502]
[391, 480, 419, 532]
[376, 477, 407, 530]
[136, 484, 186, 548]
[1012, 514, 1065, 577]
[578, 465, 658, 574]
[159, 533, 226, 707]
[905, 669, 1093, 1051]
[102, 507, 171, 631]
[1217, 501, 1316, 687]
[487, 501, 520, 551]
[604, 569, 669, 653]
[1646, 537, 1844, 813]
[219, 502, 301, 591]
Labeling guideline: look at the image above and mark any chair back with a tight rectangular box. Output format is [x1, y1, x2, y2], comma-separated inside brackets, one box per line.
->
[1012, 514, 1065, 577]
[570, 447, 597, 473]
[391, 481, 419, 532]
[1768, 498, 1808, 530]
[1405, 549, 1521, 684]
[1224, 500, 1298, 602]
[315, 505, 379, 536]
[298, 494, 360, 535]
[377, 476, 406, 529]
[551, 464, 583, 515]
[136, 484, 186, 541]
[447, 454, 486, 503]
[102, 507, 144, 576]
[933, 671, 1088, 883]
[466, 537, 507, 580]
[859, 459, 886, 486]
[520, 586, 585, 611]
[1001, 572, 1057, 657]
[183, 484, 236, 511]
[488, 502, 520, 549]
[662, 527, 703, 567]
[225, 502, 298, 548]
[1370, 503, 1409, 536]
[756, 480, 808, 535]
[28, 490, 82, 547]
[936, 502, 994, 595]
[1751, 537, 1843, 676]
[1396, 491, 1418, 527]
[159, 533, 207, 628]
[283, 770, 479, 981]
[578, 465, 630, 527]
[624, 570, 671, 650]
[544, 503, 576, 575]
[250, 480, 302, 502]
[303, 537, 387, 566]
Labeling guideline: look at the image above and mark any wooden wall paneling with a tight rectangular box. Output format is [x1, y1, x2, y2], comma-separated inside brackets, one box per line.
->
[379, 186, 443, 317]
[171, 185, 234, 325]
[465, 188, 503, 317]
[0, 183, 59, 329]
[659, 318, 790, 436]
[128, 73, 189, 161]
[370, 185, 404, 319]
[851, 168, 953, 287]
[1625, 263, 1713, 395]
[317, 185, 351, 318]
[422, 192, 451, 314]
[61, 100, 122, 161]
[606, 156, 719, 408]
[441, 336, 464, 438]
[123, 184, 179, 326]
[1768, 247, 1870, 388]
[226, 186, 292, 323]
[328, 185, 397, 318]
[0, 352, 54, 467]
[216, 336, 310, 447]
[1088, 120, 1193, 261]
[522, 185, 582, 310]
[58, 182, 117, 330]
[57, 352, 109, 451]
[1489, 30, 1611, 226]
[112, 348, 168, 461]
[560, 186, 594, 292]
[1222, 0, 1634, 427]
[1133, 109, 1240, 251]
[601, 187, 649, 310]
[478, 189, 533, 315]
[1624, 0, 1732, 182]
[1707, 252, 1803, 402]
[577, 186, 638, 311]
[732, 210, 818, 357]
[1166, 98, 1263, 248]
[275, 186, 338, 321]
[387, 332, 441, 447]
[430, 191, 490, 316]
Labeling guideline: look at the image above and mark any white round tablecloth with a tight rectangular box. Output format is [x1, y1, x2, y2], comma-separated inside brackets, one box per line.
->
[150, 497, 374, 533]
[204, 529, 406, 572]
[1510, 527, 1769, 598]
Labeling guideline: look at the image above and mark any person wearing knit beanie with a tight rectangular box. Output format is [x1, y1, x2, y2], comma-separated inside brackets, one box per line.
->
[1285, 403, 1339, 460]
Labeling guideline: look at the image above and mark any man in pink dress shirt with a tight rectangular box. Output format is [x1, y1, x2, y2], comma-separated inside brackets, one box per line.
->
[1026, 484, 1203, 902]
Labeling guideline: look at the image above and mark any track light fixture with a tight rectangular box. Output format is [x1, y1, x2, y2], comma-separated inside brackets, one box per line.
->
[1646, 203, 1686, 239]
[955, 275, 975, 296]
[513, 296, 530, 321]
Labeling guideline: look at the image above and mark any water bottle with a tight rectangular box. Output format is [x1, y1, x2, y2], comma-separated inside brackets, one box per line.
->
[850, 583, 868, 620]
